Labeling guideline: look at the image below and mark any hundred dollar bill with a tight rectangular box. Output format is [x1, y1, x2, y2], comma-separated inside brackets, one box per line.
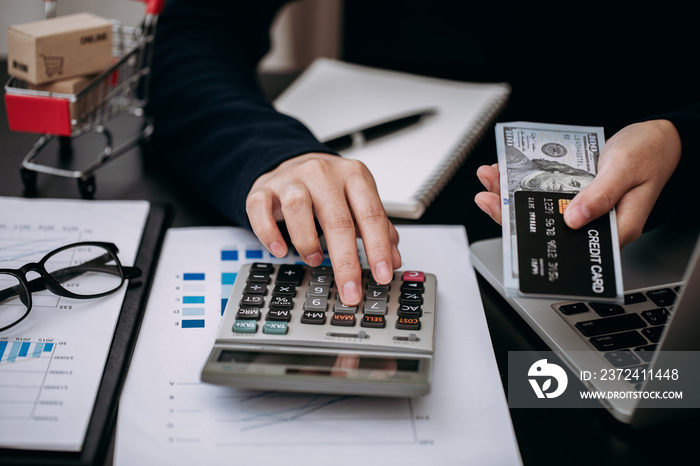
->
[495, 122, 623, 301]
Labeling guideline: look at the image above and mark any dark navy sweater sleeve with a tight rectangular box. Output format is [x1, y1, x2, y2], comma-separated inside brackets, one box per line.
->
[147, 0, 333, 227]
[639, 102, 700, 230]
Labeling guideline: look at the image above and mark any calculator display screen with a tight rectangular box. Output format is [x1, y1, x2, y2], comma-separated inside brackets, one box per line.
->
[218, 350, 420, 377]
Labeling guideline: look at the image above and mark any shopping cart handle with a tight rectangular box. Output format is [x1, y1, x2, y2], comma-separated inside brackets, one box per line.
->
[135, 0, 165, 15]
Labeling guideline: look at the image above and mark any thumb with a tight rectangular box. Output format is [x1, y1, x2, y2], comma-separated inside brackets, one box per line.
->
[563, 173, 628, 230]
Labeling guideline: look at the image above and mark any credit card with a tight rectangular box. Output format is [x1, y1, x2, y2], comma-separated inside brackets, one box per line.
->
[514, 191, 623, 300]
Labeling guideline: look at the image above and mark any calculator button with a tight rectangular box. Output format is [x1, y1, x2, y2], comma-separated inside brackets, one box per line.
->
[236, 307, 261, 320]
[263, 321, 289, 335]
[331, 313, 356, 326]
[363, 299, 387, 315]
[240, 294, 264, 307]
[273, 284, 296, 297]
[244, 282, 267, 295]
[306, 284, 330, 298]
[401, 281, 424, 293]
[266, 309, 292, 322]
[277, 264, 305, 285]
[301, 310, 327, 325]
[247, 272, 271, 284]
[398, 304, 422, 318]
[304, 296, 328, 312]
[367, 275, 392, 290]
[310, 266, 333, 276]
[250, 262, 274, 274]
[233, 320, 257, 333]
[396, 316, 421, 330]
[333, 302, 358, 314]
[310, 275, 333, 287]
[269, 295, 294, 310]
[399, 291, 423, 306]
[361, 315, 386, 328]
[366, 288, 389, 301]
[402, 271, 425, 282]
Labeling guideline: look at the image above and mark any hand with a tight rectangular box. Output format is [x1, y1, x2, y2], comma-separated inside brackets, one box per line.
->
[246, 153, 401, 305]
[474, 120, 682, 246]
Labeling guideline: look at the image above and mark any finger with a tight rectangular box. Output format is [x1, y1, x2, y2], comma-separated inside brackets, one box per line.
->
[474, 191, 502, 224]
[611, 186, 656, 246]
[388, 223, 402, 269]
[246, 187, 288, 258]
[476, 163, 501, 195]
[277, 184, 324, 266]
[345, 168, 397, 284]
[563, 162, 633, 230]
[304, 164, 363, 305]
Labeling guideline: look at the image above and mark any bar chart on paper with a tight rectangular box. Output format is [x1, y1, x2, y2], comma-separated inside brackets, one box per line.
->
[0, 339, 65, 419]
[0, 197, 148, 451]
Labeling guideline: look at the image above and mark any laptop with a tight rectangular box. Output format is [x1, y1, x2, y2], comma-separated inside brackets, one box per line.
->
[470, 223, 700, 427]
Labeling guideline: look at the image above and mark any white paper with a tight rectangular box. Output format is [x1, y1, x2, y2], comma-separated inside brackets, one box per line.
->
[0, 196, 149, 451]
[115, 225, 521, 465]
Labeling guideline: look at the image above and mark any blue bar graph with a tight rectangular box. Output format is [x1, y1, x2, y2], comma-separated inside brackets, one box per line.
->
[1, 341, 54, 364]
[182, 307, 205, 316]
[183, 273, 205, 281]
[32, 342, 44, 357]
[221, 250, 238, 261]
[245, 249, 263, 259]
[182, 319, 205, 329]
[183, 296, 205, 304]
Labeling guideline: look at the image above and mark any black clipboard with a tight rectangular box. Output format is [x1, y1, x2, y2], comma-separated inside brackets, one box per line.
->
[0, 202, 173, 466]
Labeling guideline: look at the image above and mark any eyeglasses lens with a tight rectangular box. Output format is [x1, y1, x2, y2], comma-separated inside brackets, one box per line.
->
[45, 245, 123, 296]
[0, 274, 30, 329]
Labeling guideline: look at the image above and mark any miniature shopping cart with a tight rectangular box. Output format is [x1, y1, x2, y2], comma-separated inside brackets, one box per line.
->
[4, 0, 165, 198]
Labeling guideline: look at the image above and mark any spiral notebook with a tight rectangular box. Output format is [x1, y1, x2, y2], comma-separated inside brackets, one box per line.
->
[274, 58, 511, 219]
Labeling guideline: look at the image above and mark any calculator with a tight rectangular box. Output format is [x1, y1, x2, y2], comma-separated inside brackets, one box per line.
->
[201, 262, 437, 397]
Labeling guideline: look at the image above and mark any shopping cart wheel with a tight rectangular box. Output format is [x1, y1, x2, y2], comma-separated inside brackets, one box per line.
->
[20, 167, 38, 198]
[78, 176, 96, 199]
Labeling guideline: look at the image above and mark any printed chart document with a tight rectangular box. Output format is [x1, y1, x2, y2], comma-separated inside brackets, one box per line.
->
[0, 197, 149, 451]
[274, 58, 510, 219]
[115, 225, 521, 465]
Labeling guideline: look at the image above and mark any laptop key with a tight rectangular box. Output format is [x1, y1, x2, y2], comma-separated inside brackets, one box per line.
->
[646, 288, 676, 307]
[590, 331, 647, 351]
[624, 292, 647, 305]
[641, 308, 670, 325]
[589, 302, 625, 317]
[641, 325, 666, 343]
[558, 302, 589, 315]
[634, 344, 657, 362]
[575, 313, 647, 337]
[604, 350, 641, 368]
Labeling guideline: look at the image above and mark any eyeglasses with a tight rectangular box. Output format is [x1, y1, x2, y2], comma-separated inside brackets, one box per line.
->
[0, 242, 141, 332]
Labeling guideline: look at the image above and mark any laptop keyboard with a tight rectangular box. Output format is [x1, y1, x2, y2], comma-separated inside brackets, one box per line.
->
[552, 285, 682, 368]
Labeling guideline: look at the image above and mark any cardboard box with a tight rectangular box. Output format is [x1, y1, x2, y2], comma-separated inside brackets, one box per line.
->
[27, 74, 105, 121]
[7, 12, 112, 85]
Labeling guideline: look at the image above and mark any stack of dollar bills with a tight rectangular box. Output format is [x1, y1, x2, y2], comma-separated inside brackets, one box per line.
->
[495, 122, 623, 302]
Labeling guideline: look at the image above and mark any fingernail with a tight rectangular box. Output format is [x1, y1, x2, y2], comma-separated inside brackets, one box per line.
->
[342, 281, 361, 305]
[305, 252, 323, 266]
[374, 261, 392, 284]
[564, 203, 591, 228]
[269, 241, 286, 257]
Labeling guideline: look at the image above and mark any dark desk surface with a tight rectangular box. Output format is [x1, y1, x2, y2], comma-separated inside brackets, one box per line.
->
[1, 62, 696, 466]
